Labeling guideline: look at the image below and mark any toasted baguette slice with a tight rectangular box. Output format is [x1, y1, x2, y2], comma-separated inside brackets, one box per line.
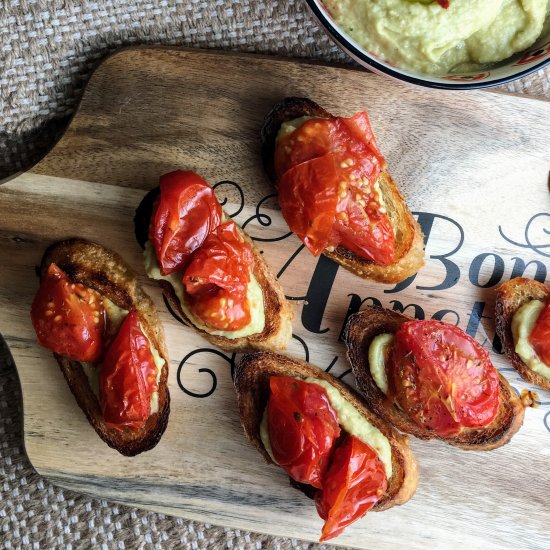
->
[134, 187, 293, 352]
[261, 97, 425, 284]
[39, 238, 170, 456]
[234, 351, 418, 511]
[345, 307, 525, 450]
[495, 277, 550, 392]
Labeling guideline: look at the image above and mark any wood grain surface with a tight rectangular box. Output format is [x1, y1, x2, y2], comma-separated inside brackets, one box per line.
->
[1, 48, 550, 549]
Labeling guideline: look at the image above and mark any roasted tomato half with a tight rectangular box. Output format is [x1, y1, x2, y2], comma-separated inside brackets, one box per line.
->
[315, 435, 387, 541]
[100, 309, 159, 430]
[267, 377, 341, 489]
[183, 221, 254, 331]
[149, 170, 222, 275]
[388, 320, 500, 437]
[275, 113, 395, 265]
[529, 299, 550, 366]
[31, 263, 106, 362]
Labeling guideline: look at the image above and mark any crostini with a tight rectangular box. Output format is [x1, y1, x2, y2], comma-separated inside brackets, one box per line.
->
[261, 97, 424, 284]
[234, 351, 418, 541]
[30, 238, 170, 456]
[134, 170, 292, 352]
[495, 277, 550, 392]
[345, 307, 525, 450]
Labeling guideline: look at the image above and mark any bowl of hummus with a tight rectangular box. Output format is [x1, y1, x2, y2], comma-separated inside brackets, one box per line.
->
[307, 0, 550, 88]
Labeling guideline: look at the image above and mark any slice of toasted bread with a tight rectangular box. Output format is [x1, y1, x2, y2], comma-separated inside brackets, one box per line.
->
[495, 277, 550, 392]
[261, 97, 425, 284]
[345, 307, 525, 450]
[39, 238, 170, 456]
[134, 187, 293, 352]
[234, 351, 418, 511]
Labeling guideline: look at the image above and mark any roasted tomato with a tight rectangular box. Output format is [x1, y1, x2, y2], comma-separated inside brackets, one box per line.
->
[31, 263, 105, 362]
[274, 113, 384, 179]
[315, 435, 387, 541]
[183, 221, 254, 331]
[388, 320, 500, 437]
[100, 309, 158, 430]
[529, 299, 550, 366]
[275, 114, 395, 265]
[267, 377, 341, 488]
[149, 170, 222, 275]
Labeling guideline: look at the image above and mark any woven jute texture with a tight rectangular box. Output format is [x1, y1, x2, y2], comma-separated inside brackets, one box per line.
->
[1, 1, 549, 549]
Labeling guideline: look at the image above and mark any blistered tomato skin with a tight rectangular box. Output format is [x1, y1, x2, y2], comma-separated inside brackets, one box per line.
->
[276, 155, 340, 256]
[149, 170, 222, 275]
[100, 309, 158, 431]
[275, 113, 385, 180]
[388, 320, 500, 437]
[315, 435, 387, 541]
[529, 300, 550, 366]
[267, 377, 341, 488]
[183, 221, 254, 331]
[275, 114, 395, 265]
[30, 263, 106, 362]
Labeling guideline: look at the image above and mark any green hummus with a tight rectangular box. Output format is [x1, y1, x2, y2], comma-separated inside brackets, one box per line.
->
[322, 0, 550, 74]
[512, 299, 550, 380]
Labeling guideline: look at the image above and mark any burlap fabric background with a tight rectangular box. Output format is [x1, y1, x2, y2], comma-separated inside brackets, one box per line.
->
[1, 2, 549, 548]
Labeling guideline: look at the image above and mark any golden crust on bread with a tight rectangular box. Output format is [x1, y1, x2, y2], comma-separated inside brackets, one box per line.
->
[234, 351, 418, 511]
[261, 97, 425, 284]
[134, 187, 293, 352]
[40, 238, 170, 456]
[495, 277, 550, 392]
[345, 307, 525, 450]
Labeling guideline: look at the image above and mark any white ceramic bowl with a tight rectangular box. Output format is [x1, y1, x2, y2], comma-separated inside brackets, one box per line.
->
[306, 0, 550, 89]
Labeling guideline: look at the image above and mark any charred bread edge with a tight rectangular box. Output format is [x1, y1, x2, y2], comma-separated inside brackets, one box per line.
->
[260, 96, 425, 284]
[40, 238, 170, 456]
[234, 351, 418, 510]
[134, 187, 293, 352]
[495, 277, 550, 392]
[345, 306, 525, 451]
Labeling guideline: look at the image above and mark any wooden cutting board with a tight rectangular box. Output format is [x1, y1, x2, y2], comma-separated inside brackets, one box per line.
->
[1, 48, 550, 549]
